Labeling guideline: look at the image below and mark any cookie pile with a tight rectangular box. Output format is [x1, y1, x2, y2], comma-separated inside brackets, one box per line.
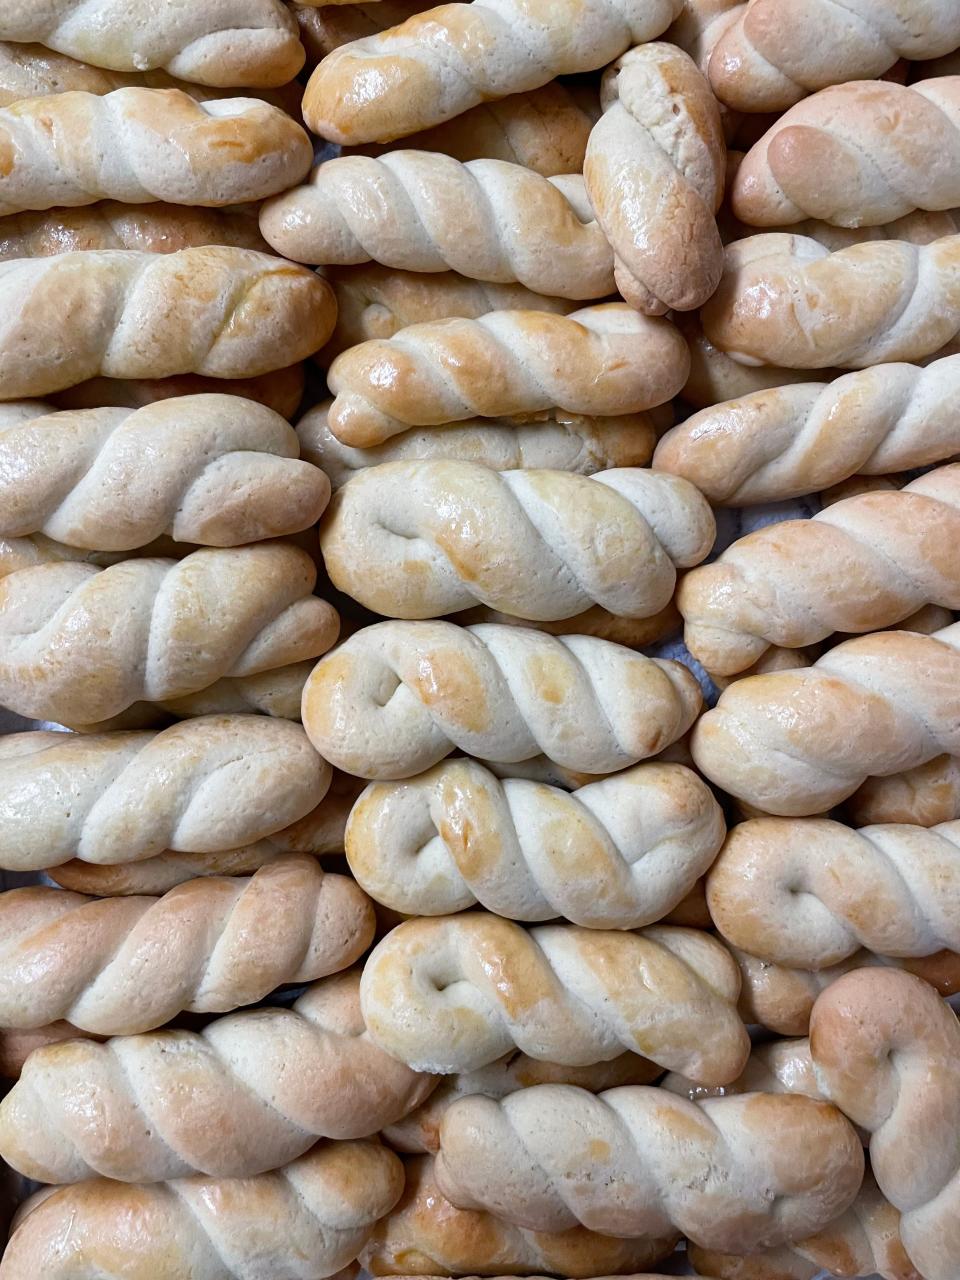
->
[0, 2, 957, 1278]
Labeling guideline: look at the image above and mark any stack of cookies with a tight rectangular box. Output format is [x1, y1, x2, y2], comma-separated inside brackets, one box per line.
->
[0, 1, 958, 1277]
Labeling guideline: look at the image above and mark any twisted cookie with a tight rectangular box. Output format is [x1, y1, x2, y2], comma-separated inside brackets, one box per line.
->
[0, 857, 375, 1035]
[262, 154, 613, 300]
[321, 461, 713, 621]
[734, 78, 960, 228]
[653, 355, 960, 505]
[691, 621, 960, 814]
[811, 968, 960, 1280]
[302, 0, 682, 144]
[0, 716, 331, 871]
[847, 756, 960, 827]
[0, 394, 329, 549]
[0, 970, 436, 1182]
[326, 303, 689, 447]
[0, 247, 336, 398]
[345, 758, 724, 927]
[0, 1141, 403, 1280]
[293, 2, 431, 63]
[680, 464, 960, 676]
[361, 1156, 678, 1278]
[302, 620, 701, 778]
[708, 817, 960, 968]
[360, 915, 749, 1079]
[709, 0, 960, 112]
[297, 401, 657, 489]
[0, 543, 339, 723]
[0, 89, 312, 217]
[688, 1173, 918, 1280]
[678, 314, 820, 408]
[435, 1084, 863, 1250]
[702, 233, 960, 368]
[0, 0, 304, 88]
[363, 81, 601, 177]
[321, 264, 575, 361]
[0, 203, 268, 258]
[384, 1050, 661, 1154]
[585, 42, 725, 313]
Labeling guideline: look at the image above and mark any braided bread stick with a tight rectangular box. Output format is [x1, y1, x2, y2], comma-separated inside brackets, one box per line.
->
[811, 969, 960, 1280]
[293, 2, 431, 63]
[0, 857, 374, 1035]
[345, 759, 724, 927]
[383, 1050, 661, 1154]
[321, 461, 714, 621]
[702, 233, 960, 368]
[361, 1156, 678, 1278]
[0, 543, 339, 723]
[585, 42, 725, 313]
[326, 304, 689, 447]
[678, 314, 823, 408]
[302, 0, 682, 144]
[0, 0, 304, 88]
[435, 1083, 863, 1250]
[297, 401, 657, 489]
[663, 1036, 821, 1105]
[692, 621, 960, 814]
[0, 203, 268, 258]
[262, 155, 613, 300]
[360, 81, 601, 176]
[0, 1140, 403, 1280]
[709, 817, 960, 967]
[0, 717, 331, 871]
[320, 265, 575, 361]
[708, 0, 960, 113]
[0, 89, 312, 216]
[361, 916, 749, 1079]
[688, 1173, 920, 1280]
[680, 464, 960, 676]
[303, 620, 702, 778]
[0, 247, 336, 397]
[734, 78, 960, 228]
[0, 969, 436, 1182]
[848, 756, 960, 827]
[732, 945, 960, 1035]
[0, 1024, 97, 1081]
[52, 364, 306, 419]
[0, 395, 329, 548]
[654, 356, 960, 505]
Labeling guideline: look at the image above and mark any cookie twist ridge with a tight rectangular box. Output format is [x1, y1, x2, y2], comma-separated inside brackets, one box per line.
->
[0, 969, 436, 1182]
[434, 1083, 863, 1251]
[0, 394, 329, 549]
[810, 968, 960, 1280]
[360, 915, 749, 1080]
[326, 303, 690, 447]
[345, 758, 724, 928]
[0, 543, 339, 723]
[709, 0, 960, 112]
[0, 246, 336, 398]
[321, 461, 714, 621]
[302, 0, 682, 144]
[361, 1155, 677, 1278]
[298, 400, 657, 490]
[701, 233, 960, 369]
[692, 620, 960, 814]
[0, 857, 375, 1035]
[0, 1141, 403, 1280]
[679, 464, 960, 675]
[0, 716, 331, 871]
[0, 88, 312, 216]
[688, 1173, 917, 1280]
[653, 355, 960, 505]
[0, 0, 304, 88]
[302, 619, 702, 779]
[0, 202, 269, 257]
[261, 153, 613, 300]
[734, 78, 960, 228]
[585, 43, 725, 313]
[708, 816, 960, 968]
